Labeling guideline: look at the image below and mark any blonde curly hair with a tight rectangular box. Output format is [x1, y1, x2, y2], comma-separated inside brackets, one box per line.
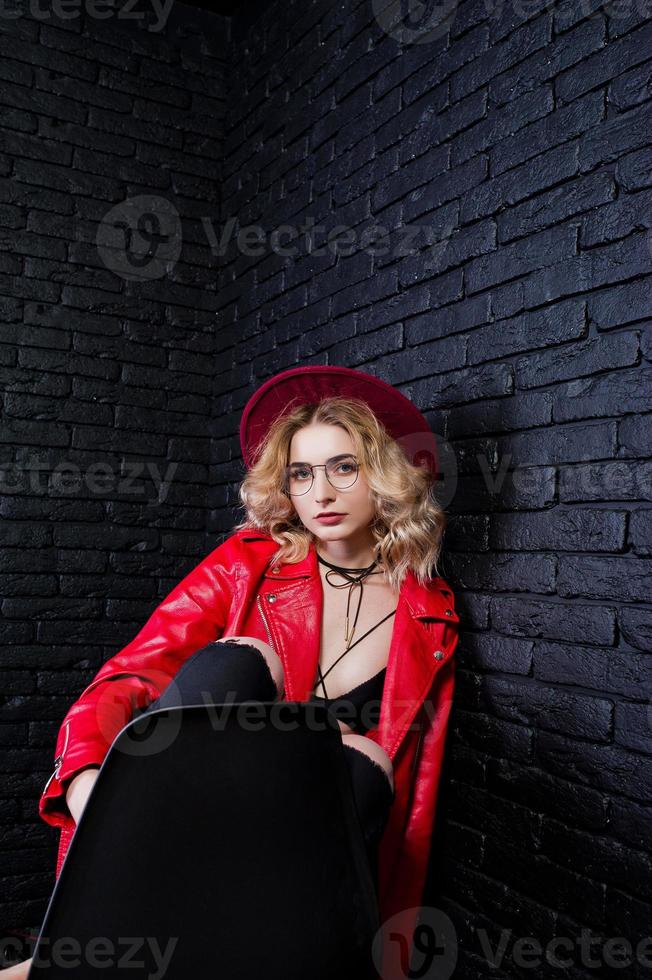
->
[233, 395, 447, 590]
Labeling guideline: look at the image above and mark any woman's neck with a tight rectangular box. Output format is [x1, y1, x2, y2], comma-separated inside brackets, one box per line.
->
[314, 535, 378, 570]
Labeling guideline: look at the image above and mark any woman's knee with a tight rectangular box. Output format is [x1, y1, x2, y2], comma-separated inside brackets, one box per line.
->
[214, 636, 285, 698]
[341, 733, 394, 792]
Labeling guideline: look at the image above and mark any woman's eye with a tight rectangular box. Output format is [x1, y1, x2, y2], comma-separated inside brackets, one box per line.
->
[292, 468, 310, 479]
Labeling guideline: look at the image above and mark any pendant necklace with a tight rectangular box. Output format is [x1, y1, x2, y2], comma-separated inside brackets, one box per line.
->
[316, 551, 383, 651]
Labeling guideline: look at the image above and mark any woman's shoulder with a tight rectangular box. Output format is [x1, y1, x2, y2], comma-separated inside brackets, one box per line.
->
[401, 570, 457, 618]
[232, 527, 276, 543]
[212, 527, 276, 548]
[197, 528, 277, 572]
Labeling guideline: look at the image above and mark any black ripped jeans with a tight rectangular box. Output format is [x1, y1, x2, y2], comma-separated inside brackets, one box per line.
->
[134, 639, 395, 894]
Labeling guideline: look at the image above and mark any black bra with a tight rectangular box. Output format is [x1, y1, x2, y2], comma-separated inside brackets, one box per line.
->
[309, 601, 396, 734]
[310, 666, 386, 734]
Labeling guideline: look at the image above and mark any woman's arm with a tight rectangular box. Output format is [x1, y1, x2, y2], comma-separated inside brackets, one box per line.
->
[64, 766, 101, 825]
[39, 533, 244, 837]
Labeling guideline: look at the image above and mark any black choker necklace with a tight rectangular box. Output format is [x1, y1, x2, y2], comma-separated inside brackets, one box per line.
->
[316, 551, 382, 649]
[316, 553, 378, 574]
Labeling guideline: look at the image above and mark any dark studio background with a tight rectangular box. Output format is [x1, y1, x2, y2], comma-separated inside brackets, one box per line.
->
[0, 0, 651, 976]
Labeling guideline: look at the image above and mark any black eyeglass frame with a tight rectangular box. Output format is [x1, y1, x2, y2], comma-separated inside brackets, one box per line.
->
[283, 454, 360, 496]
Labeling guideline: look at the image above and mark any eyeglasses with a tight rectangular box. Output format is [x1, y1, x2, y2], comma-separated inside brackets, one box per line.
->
[284, 454, 360, 496]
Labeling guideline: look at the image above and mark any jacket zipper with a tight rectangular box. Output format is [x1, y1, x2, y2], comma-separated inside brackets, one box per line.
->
[256, 595, 276, 654]
[43, 720, 70, 794]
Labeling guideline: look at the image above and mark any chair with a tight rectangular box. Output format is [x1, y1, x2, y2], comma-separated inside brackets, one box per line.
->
[27, 701, 381, 979]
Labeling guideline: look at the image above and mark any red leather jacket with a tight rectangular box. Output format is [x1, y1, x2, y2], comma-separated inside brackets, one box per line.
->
[39, 528, 458, 974]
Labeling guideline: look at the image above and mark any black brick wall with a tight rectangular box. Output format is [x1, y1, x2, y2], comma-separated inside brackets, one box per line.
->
[2, 1, 651, 976]
[0, 0, 231, 951]
[217, 3, 651, 978]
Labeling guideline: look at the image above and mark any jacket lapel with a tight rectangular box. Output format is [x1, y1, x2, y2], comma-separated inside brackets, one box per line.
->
[254, 539, 458, 762]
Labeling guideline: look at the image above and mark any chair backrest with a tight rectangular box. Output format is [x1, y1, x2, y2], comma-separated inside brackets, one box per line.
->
[30, 701, 380, 979]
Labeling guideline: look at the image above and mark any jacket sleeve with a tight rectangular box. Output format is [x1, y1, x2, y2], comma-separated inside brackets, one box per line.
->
[378, 585, 458, 978]
[381, 655, 456, 975]
[38, 534, 241, 846]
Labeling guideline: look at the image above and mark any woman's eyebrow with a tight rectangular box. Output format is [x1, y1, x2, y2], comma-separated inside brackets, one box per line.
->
[288, 453, 354, 465]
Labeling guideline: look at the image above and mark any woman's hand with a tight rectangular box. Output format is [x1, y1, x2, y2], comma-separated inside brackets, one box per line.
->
[65, 767, 101, 825]
[1, 956, 32, 977]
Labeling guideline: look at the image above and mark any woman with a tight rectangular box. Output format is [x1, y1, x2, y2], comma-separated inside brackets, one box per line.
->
[5, 366, 459, 978]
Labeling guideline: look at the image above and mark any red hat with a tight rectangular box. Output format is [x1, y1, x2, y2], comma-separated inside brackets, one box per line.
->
[239, 365, 439, 478]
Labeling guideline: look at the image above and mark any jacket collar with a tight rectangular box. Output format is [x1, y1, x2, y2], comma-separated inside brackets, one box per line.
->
[252, 537, 457, 761]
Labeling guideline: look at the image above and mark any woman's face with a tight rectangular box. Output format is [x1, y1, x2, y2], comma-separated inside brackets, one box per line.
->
[286, 423, 377, 543]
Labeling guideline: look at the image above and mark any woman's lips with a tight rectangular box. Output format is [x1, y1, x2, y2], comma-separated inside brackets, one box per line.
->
[315, 514, 346, 525]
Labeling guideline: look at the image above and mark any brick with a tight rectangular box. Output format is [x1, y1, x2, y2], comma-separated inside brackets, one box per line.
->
[616, 146, 652, 192]
[581, 186, 652, 246]
[451, 14, 552, 102]
[524, 233, 651, 307]
[553, 366, 652, 422]
[400, 90, 486, 166]
[461, 142, 579, 224]
[589, 278, 652, 331]
[491, 90, 604, 177]
[450, 552, 555, 592]
[452, 86, 552, 166]
[405, 361, 513, 409]
[620, 606, 652, 651]
[614, 702, 652, 754]
[537, 730, 652, 802]
[468, 298, 586, 362]
[399, 220, 496, 285]
[540, 819, 652, 901]
[490, 507, 626, 552]
[557, 21, 652, 104]
[608, 797, 652, 854]
[609, 58, 652, 110]
[510, 420, 619, 470]
[482, 675, 614, 740]
[487, 757, 608, 832]
[402, 154, 487, 223]
[490, 16, 606, 105]
[560, 460, 652, 502]
[372, 144, 449, 213]
[516, 329, 639, 388]
[629, 509, 652, 556]
[468, 223, 578, 294]
[491, 595, 616, 644]
[557, 555, 650, 602]
[579, 101, 652, 170]
[375, 83, 447, 157]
